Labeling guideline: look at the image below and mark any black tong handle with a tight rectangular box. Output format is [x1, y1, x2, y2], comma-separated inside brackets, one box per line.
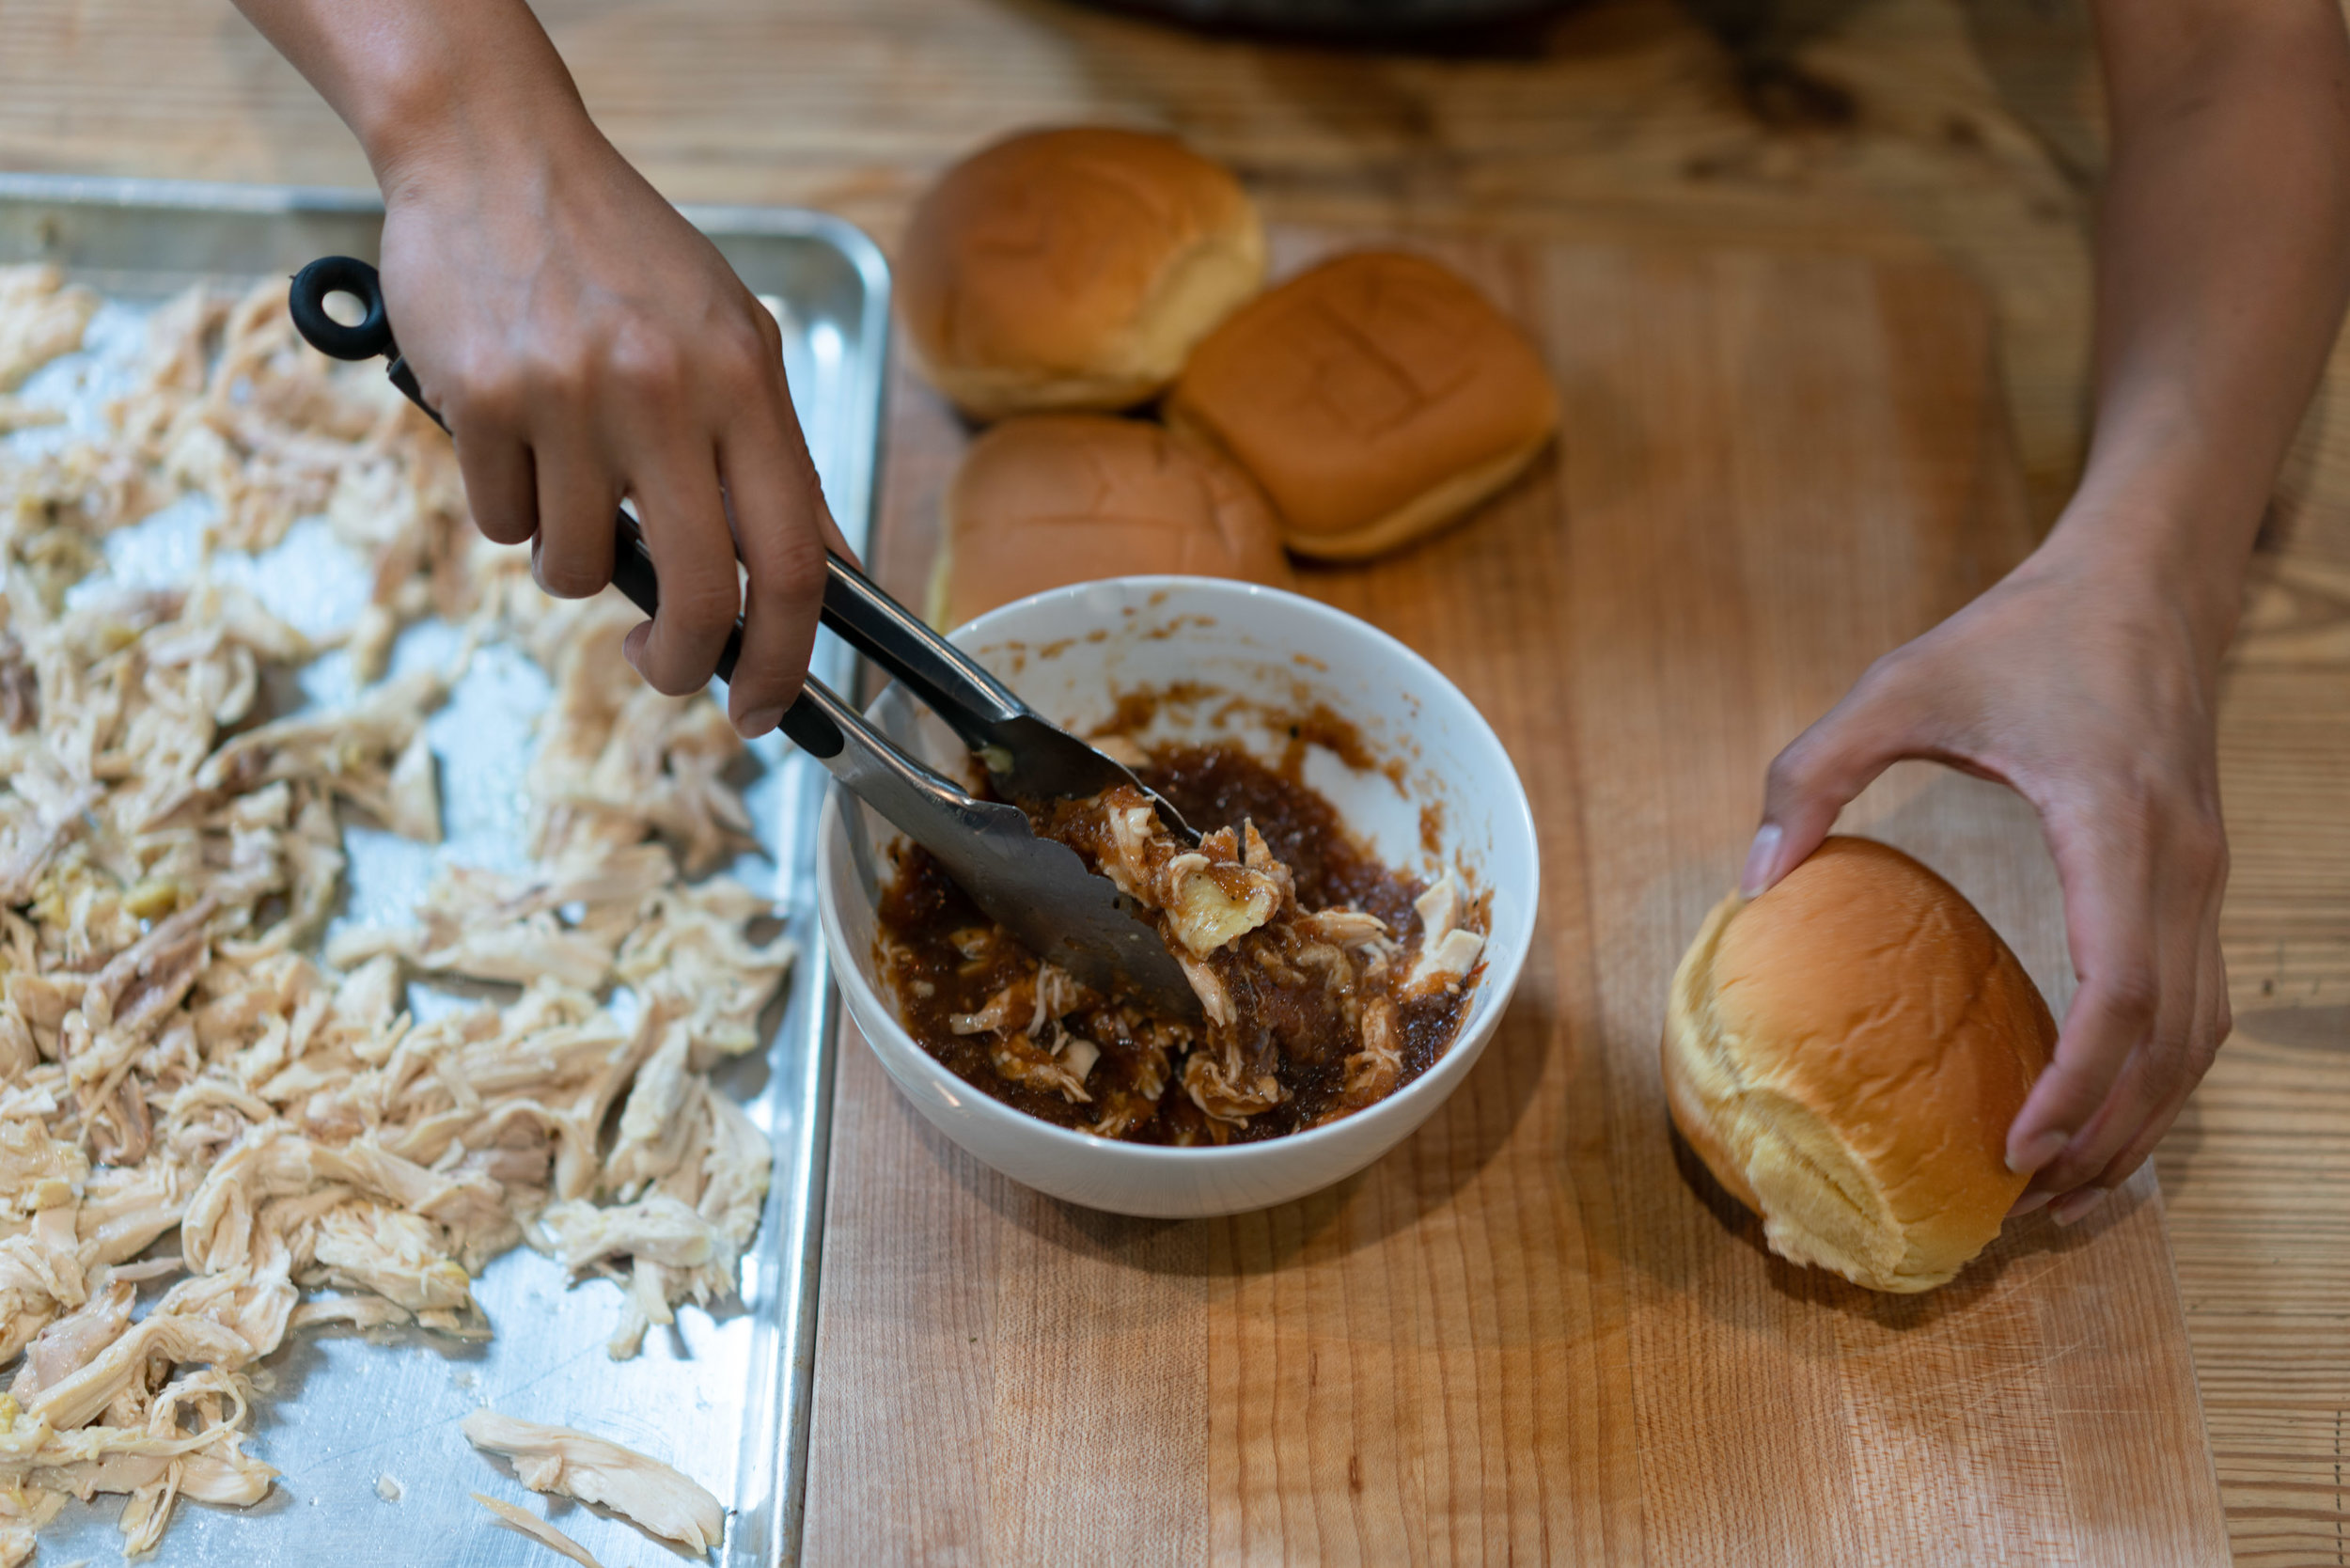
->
[287, 256, 1036, 760]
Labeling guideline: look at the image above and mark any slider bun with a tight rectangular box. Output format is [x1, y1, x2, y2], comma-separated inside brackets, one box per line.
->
[1662, 837, 2056, 1294]
[897, 127, 1267, 421]
[1164, 250, 1559, 560]
[929, 414, 1293, 630]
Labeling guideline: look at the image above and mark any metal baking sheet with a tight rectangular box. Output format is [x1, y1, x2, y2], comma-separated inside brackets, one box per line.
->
[0, 172, 887, 1567]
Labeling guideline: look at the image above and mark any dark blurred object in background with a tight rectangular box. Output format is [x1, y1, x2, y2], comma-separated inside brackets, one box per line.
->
[1076, 0, 1569, 42]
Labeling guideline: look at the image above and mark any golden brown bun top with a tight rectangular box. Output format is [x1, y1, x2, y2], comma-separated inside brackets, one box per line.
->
[934, 414, 1293, 629]
[1165, 250, 1559, 541]
[1663, 837, 2056, 1293]
[897, 128, 1261, 392]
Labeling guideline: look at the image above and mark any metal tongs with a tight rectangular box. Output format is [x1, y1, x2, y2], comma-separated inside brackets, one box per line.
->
[289, 256, 1202, 1017]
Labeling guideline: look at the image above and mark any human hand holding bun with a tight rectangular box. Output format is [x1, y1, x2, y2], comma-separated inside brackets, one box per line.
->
[929, 414, 1293, 629]
[1165, 250, 1559, 560]
[1663, 837, 2057, 1293]
[897, 127, 1266, 421]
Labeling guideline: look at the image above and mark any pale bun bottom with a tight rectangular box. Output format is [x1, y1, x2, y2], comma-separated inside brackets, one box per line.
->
[1664, 892, 1963, 1294]
[1165, 412, 1548, 562]
[912, 358, 1168, 423]
[911, 232, 1263, 423]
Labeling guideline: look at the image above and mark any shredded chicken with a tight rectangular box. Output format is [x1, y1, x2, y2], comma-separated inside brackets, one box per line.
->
[0, 268, 96, 395]
[0, 401, 62, 439]
[471, 1491, 606, 1568]
[910, 780, 1482, 1143]
[1338, 996, 1404, 1110]
[522, 599, 756, 876]
[0, 273, 793, 1557]
[991, 1029, 1096, 1104]
[323, 855, 657, 991]
[1049, 790, 1402, 1132]
[462, 1409, 725, 1552]
[1402, 871, 1486, 997]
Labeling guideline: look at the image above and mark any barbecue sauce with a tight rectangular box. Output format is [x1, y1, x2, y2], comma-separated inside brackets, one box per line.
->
[873, 742, 1479, 1144]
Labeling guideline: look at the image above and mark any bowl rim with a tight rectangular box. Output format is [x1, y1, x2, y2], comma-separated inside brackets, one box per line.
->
[814, 573, 1542, 1166]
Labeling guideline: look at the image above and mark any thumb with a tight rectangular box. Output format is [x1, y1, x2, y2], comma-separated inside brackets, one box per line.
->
[1746, 670, 1919, 896]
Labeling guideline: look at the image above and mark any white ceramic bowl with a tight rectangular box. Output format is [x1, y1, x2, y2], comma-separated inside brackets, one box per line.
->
[815, 577, 1539, 1216]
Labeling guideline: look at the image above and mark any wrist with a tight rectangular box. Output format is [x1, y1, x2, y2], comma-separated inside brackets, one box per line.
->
[2023, 494, 2254, 664]
[2031, 385, 2277, 638]
[338, 10, 595, 198]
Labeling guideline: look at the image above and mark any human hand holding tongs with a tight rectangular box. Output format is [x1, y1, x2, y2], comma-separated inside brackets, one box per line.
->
[290, 256, 1200, 1017]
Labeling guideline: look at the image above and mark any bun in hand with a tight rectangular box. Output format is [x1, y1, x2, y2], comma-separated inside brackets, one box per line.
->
[1662, 837, 2057, 1293]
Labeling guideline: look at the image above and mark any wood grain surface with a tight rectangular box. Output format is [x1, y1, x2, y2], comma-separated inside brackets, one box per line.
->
[4, 3, 2345, 1560]
[800, 228, 2230, 1564]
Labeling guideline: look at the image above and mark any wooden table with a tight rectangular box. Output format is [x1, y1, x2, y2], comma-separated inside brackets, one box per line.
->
[6, 2, 2345, 1560]
[810, 226, 2232, 1563]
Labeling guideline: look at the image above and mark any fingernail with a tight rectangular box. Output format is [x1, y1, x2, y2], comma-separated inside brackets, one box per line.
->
[2007, 1128, 2068, 1176]
[1739, 825, 1782, 898]
[2008, 1189, 2053, 1218]
[735, 705, 784, 738]
[621, 622, 650, 673]
[2050, 1187, 2109, 1228]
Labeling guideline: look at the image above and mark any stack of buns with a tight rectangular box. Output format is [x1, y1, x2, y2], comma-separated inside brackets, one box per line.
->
[895, 126, 1560, 625]
[1662, 837, 2057, 1294]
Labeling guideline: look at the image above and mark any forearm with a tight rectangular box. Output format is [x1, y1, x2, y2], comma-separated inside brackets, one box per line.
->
[2052, 0, 2350, 647]
[227, 0, 596, 190]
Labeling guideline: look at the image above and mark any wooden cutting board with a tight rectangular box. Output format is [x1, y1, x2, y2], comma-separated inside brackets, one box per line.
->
[798, 230, 2230, 1566]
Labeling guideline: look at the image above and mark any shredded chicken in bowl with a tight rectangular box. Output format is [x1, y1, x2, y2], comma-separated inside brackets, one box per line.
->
[877, 740, 1487, 1144]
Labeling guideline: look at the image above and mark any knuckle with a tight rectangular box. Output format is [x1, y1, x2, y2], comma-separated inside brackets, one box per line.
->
[2102, 970, 2159, 1030]
[2054, 1126, 2127, 1184]
[2181, 813, 2228, 880]
[753, 525, 829, 598]
[1856, 647, 1905, 686]
[718, 316, 779, 384]
[478, 339, 587, 409]
[446, 371, 525, 432]
[1855, 645, 1923, 701]
[609, 326, 686, 399]
[1762, 751, 1808, 806]
[665, 576, 743, 633]
[2108, 771, 2162, 833]
[528, 352, 594, 410]
[1762, 734, 1823, 799]
[2037, 1152, 2099, 1194]
[743, 576, 813, 630]
[739, 290, 784, 350]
